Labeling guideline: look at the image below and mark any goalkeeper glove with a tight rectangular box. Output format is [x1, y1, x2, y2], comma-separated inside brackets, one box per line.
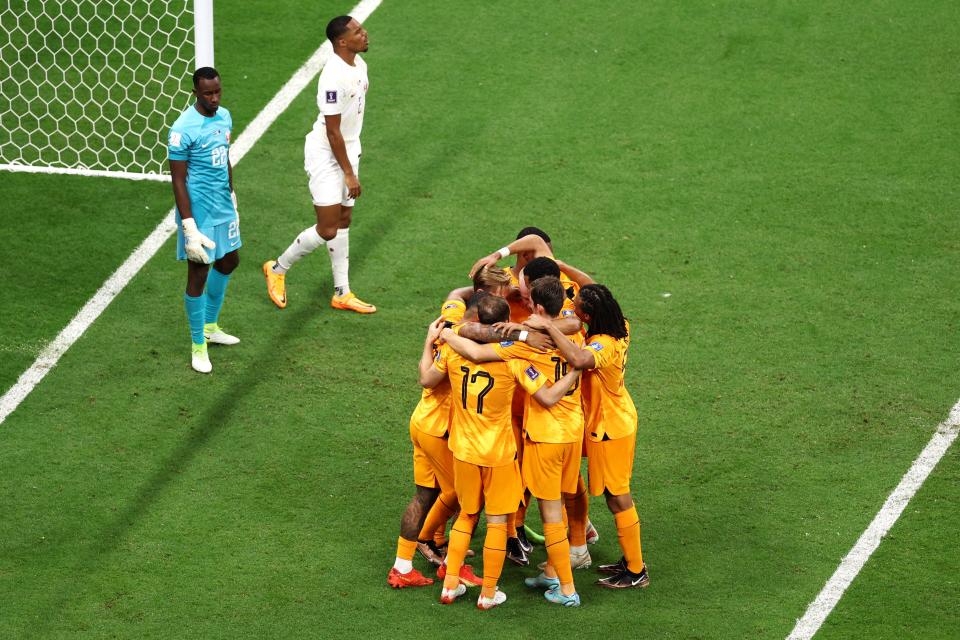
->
[181, 217, 216, 264]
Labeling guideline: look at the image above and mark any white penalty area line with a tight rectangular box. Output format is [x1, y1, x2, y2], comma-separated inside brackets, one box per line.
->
[786, 399, 960, 640]
[0, 0, 384, 426]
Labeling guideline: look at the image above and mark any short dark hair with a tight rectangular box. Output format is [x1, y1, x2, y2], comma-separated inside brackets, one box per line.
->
[516, 226, 551, 244]
[193, 66, 219, 88]
[524, 256, 561, 284]
[466, 289, 490, 311]
[477, 294, 510, 325]
[530, 276, 565, 317]
[326, 15, 353, 44]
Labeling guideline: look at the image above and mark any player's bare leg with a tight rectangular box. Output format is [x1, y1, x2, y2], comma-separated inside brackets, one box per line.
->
[388, 485, 438, 588]
[324, 204, 376, 313]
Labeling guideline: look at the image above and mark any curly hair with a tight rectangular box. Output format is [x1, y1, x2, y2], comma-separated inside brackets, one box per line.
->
[578, 284, 628, 339]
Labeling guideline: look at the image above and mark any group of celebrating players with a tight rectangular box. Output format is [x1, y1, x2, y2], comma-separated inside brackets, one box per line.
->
[165, 15, 647, 611]
[389, 228, 648, 609]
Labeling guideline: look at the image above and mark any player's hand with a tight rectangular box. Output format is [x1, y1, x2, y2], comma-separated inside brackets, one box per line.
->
[468, 253, 500, 279]
[491, 321, 524, 338]
[181, 217, 215, 264]
[345, 173, 361, 199]
[524, 330, 554, 351]
[522, 314, 551, 331]
[425, 317, 445, 345]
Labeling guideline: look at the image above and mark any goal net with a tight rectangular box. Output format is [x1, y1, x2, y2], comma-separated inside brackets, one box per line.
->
[0, 0, 212, 181]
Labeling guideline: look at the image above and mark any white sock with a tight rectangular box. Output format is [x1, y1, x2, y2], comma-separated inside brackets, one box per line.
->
[393, 557, 413, 573]
[570, 544, 588, 555]
[276, 226, 324, 273]
[327, 227, 350, 296]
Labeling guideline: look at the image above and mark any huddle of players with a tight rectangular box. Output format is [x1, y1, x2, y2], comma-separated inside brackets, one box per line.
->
[388, 227, 649, 609]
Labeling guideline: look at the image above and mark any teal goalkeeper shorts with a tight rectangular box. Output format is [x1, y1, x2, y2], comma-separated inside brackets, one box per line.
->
[176, 216, 242, 262]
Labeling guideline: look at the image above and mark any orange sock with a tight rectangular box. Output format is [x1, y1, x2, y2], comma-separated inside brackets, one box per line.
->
[480, 522, 509, 598]
[565, 478, 589, 546]
[515, 495, 529, 528]
[543, 522, 574, 590]
[444, 513, 476, 590]
[418, 492, 456, 543]
[614, 505, 645, 573]
[395, 536, 417, 561]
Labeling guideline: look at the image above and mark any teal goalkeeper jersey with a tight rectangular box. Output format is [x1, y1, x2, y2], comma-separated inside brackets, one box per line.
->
[167, 105, 234, 227]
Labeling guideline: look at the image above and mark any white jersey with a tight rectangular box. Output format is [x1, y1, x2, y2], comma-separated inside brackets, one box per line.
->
[307, 53, 368, 152]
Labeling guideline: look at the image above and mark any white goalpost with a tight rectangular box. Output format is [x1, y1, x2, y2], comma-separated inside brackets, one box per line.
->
[0, 0, 214, 182]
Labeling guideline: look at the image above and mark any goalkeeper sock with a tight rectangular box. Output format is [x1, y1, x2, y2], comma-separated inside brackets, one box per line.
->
[183, 293, 206, 346]
[204, 267, 231, 325]
[327, 228, 350, 296]
[276, 226, 324, 274]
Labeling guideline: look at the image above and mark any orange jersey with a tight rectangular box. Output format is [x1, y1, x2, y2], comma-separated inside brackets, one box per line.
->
[580, 331, 637, 442]
[493, 336, 584, 444]
[433, 344, 547, 467]
[410, 379, 452, 438]
[410, 301, 466, 438]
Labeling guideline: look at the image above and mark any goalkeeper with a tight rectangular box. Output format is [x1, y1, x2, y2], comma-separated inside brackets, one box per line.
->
[168, 67, 241, 374]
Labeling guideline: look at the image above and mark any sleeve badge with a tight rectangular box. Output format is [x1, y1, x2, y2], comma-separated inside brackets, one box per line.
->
[589, 341, 604, 351]
[525, 365, 540, 380]
[325, 90, 337, 104]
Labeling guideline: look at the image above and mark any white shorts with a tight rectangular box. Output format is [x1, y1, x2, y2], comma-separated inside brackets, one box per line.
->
[304, 137, 361, 207]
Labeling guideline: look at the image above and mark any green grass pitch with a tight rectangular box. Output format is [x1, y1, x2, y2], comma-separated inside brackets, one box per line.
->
[1, 1, 959, 638]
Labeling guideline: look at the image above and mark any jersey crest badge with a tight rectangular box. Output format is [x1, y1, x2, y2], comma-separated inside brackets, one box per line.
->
[325, 90, 337, 104]
[589, 341, 604, 351]
[525, 365, 540, 380]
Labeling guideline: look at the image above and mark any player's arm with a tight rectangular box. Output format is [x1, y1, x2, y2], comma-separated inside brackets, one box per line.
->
[440, 328, 502, 363]
[555, 259, 595, 287]
[418, 318, 447, 388]
[170, 159, 193, 220]
[531, 368, 581, 407]
[524, 314, 596, 370]
[552, 316, 582, 336]
[324, 113, 360, 198]
[169, 158, 215, 263]
[445, 285, 475, 303]
[456, 322, 552, 350]
[468, 234, 554, 278]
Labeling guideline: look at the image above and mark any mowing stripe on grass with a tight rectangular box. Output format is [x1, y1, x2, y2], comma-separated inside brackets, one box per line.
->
[0, 0, 384, 426]
[786, 399, 960, 639]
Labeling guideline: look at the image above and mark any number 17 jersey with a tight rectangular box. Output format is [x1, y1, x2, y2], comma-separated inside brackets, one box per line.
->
[433, 345, 546, 468]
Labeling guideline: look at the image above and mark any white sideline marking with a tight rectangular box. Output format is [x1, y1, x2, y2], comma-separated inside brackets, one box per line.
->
[0, 0, 384, 426]
[787, 400, 960, 639]
[0, 164, 172, 182]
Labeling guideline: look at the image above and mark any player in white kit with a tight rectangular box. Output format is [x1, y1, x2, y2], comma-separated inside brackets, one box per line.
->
[263, 16, 376, 314]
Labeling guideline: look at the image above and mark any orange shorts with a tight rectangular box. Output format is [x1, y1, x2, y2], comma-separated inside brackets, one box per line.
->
[410, 422, 454, 493]
[586, 433, 635, 496]
[453, 457, 523, 516]
[522, 440, 581, 501]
